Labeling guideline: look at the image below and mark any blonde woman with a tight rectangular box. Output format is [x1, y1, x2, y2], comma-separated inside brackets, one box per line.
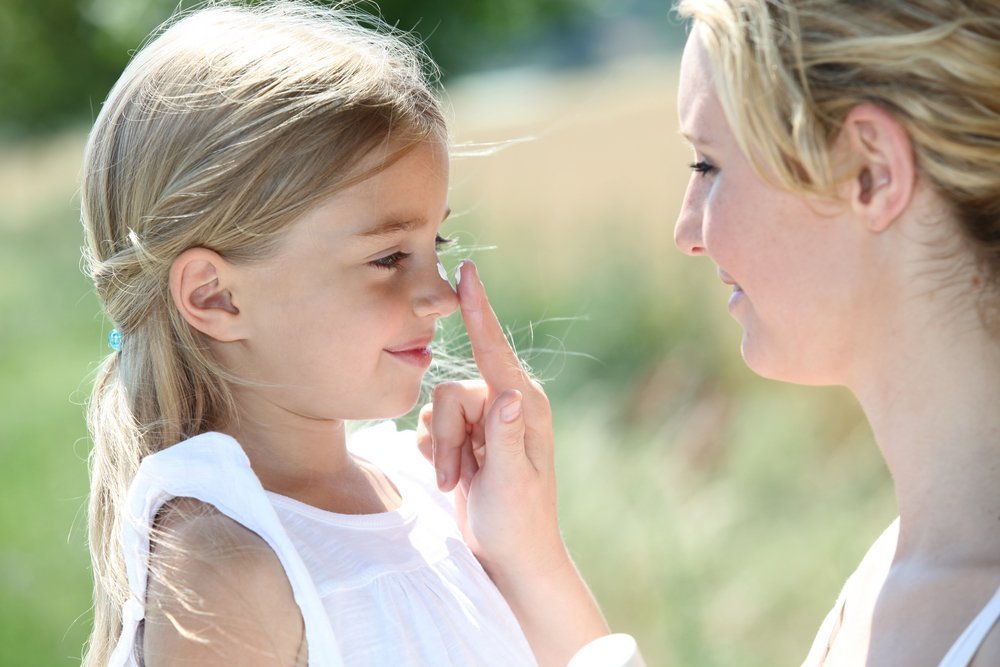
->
[422, 1, 1000, 665]
[80, 2, 608, 665]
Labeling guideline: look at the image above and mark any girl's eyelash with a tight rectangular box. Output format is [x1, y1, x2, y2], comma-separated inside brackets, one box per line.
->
[689, 160, 717, 176]
[370, 236, 450, 271]
[370, 251, 410, 270]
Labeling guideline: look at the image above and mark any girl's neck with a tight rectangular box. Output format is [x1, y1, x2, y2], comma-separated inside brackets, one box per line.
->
[853, 306, 1000, 569]
[225, 415, 351, 486]
[220, 398, 402, 515]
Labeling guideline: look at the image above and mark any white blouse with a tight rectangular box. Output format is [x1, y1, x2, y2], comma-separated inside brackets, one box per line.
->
[109, 422, 537, 667]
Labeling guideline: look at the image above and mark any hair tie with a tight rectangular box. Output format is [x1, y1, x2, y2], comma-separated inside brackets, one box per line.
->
[108, 329, 123, 352]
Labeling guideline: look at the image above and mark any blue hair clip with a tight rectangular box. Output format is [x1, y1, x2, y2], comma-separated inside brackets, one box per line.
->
[108, 329, 123, 352]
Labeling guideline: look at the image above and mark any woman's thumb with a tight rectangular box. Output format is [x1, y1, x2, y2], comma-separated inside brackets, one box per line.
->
[484, 389, 526, 461]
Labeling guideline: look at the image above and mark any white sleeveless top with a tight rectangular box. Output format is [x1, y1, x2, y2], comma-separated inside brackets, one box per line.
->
[108, 422, 537, 667]
[802, 519, 1000, 667]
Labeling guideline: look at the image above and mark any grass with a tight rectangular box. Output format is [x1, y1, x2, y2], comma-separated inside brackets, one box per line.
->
[0, 57, 896, 666]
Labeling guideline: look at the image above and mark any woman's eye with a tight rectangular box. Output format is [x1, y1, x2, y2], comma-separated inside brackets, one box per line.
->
[689, 160, 717, 177]
[370, 251, 410, 270]
[435, 234, 452, 248]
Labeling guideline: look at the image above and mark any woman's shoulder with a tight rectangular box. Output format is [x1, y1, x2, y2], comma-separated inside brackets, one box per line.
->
[142, 498, 306, 665]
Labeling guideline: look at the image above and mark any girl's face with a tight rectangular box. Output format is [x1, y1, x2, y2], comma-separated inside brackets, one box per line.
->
[674, 28, 879, 386]
[228, 140, 458, 423]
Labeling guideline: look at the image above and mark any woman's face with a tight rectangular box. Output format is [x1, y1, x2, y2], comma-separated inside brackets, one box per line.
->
[674, 26, 879, 386]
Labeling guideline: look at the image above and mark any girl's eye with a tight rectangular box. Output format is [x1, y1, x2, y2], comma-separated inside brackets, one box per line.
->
[435, 234, 452, 248]
[370, 251, 410, 270]
[689, 160, 717, 177]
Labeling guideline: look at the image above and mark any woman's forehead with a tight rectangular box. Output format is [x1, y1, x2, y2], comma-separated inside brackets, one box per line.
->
[677, 28, 723, 148]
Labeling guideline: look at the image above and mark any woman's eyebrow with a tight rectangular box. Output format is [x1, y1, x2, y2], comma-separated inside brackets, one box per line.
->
[679, 129, 714, 146]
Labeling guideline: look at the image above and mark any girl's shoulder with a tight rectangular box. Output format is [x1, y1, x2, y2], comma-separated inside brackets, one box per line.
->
[142, 497, 306, 664]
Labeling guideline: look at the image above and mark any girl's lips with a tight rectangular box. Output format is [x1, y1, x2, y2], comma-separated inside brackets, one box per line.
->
[385, 346, 432, 368]
[385, 337, 434, 368]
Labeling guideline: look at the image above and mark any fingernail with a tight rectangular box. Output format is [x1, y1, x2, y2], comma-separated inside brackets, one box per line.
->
[455, 261, 465, 286]
[500, 399, 522, 423]
[437, 261, 448, 283]
[437, 468, 447, 488]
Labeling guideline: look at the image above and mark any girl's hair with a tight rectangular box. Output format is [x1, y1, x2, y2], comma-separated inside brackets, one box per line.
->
[675, 0, 1000, 281]
[80, 2, 445, 663]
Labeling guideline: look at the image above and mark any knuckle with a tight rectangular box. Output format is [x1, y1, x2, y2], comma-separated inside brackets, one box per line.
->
[432, 381, 461, 402]
[460, 379, 488, 391]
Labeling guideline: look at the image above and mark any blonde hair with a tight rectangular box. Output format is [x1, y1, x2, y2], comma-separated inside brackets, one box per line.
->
[676, 0, 1000, 279]
[80, 2, 444, 663]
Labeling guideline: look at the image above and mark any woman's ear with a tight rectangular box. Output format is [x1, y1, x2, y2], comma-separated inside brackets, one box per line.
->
[169, 247, 245, 342]
[840, 102, 916, 232]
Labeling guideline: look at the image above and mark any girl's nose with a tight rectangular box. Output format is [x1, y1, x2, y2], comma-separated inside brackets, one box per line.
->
[413, 261, 459, 318]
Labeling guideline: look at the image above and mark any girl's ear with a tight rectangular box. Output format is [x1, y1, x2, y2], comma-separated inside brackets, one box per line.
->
[169, 247, 245, 342]
[839, 102, 917, 233]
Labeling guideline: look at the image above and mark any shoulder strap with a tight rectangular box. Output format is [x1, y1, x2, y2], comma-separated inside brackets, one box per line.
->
[937, 583, 1000, 667]
[107, 433, 344, 667]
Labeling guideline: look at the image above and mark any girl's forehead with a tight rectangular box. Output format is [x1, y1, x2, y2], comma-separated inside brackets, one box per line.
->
[286, 142, 450, 243]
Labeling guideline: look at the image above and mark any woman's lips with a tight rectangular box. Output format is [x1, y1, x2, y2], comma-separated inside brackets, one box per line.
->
[728, 284, 745, 310]
[718, 269, 744, 310]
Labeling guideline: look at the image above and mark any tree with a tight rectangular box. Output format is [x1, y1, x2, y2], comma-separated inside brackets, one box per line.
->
[0, 0, 596, 138]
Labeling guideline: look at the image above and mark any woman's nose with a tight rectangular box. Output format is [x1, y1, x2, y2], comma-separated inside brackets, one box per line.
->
[674, 192, 707, 257]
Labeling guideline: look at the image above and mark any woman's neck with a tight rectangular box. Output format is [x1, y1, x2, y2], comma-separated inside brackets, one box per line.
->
[853, 302, 1000, 568]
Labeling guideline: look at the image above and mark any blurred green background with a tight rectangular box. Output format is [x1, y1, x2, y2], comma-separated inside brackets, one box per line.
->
[0, 1, 895, 665]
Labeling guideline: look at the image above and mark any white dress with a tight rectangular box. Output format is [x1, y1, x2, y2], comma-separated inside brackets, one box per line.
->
[801, 519, 1000, 667]
[569, 519, 1000, 667]
[108, 422, 538, 667]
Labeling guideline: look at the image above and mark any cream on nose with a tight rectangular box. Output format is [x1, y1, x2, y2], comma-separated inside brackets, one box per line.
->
[415, 262, 459, 318]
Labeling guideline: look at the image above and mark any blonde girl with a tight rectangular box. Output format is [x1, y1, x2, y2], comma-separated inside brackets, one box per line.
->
[80, 2, 608, 665]
[423, 1, 1000, 665]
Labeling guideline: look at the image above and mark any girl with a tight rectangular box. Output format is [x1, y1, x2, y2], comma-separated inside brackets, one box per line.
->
[80, 2, 607, 665]
[424, 1, 1000, 665]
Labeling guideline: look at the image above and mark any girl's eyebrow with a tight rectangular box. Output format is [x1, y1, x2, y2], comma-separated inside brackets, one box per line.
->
[355, 207, 451, 239]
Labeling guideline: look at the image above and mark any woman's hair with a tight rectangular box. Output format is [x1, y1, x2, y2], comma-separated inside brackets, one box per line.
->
[675, 0, 1000, 281]
[80, 2, 445, 663]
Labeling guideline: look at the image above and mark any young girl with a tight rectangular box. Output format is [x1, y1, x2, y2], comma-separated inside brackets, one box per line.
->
[79, 2, 603, 665]
[424, 1, 1000, 665]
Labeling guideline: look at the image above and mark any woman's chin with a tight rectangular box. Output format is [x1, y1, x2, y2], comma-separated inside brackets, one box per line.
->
[741, 338, 841, 387]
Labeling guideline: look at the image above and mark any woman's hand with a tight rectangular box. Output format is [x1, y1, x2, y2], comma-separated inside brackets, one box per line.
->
[416, 260, 609, 666]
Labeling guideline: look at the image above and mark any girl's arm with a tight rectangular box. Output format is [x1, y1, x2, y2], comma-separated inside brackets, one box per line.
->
[418, 261, 610, 666]
[143, 499, 306, 666]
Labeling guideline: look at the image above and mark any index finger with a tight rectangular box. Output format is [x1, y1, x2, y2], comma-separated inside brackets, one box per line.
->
[455, 260, 531, 390]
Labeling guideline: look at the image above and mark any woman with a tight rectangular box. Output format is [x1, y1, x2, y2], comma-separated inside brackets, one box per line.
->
[422, 1, 1000, 665]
